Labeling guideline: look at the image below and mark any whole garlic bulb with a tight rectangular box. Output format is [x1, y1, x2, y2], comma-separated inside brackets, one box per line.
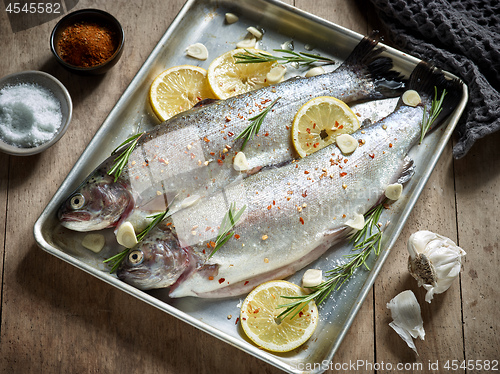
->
[407, 230, 466, 303]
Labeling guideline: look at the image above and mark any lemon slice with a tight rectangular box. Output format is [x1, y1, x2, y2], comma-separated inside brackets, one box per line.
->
[149, 65, 214, 121]
[207, 49, 276, 99]
[291, 96, 360, 158]
[240, 280, 318, 352]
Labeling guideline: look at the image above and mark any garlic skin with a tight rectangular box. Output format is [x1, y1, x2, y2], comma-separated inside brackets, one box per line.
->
[407, 230, 466, 303]
[387, 290, 425, 355]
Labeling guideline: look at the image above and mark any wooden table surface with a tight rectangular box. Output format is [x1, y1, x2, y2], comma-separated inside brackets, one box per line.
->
[1, 1, 498, 373]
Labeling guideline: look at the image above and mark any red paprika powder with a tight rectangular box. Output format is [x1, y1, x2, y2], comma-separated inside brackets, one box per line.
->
[58, 21, 118, 68]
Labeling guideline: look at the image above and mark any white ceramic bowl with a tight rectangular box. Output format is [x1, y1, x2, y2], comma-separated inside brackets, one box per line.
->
[0, 70, 72, 156]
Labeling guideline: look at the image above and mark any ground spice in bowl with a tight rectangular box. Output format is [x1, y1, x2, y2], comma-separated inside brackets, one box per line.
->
[57, 21, 118, 68]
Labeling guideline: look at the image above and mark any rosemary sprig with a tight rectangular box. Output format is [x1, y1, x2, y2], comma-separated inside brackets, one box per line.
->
[136, 211, 169, 242]
[277, 203, 385, 319]
[234, 49, 335, 67]
[107, 132, 143, 182]
[235, 97, 280, 150]
[103, 247, 129, 274]
[420, 87, 447, 144]
[104, 210, 170, 273]
[208, 202, 246, 259]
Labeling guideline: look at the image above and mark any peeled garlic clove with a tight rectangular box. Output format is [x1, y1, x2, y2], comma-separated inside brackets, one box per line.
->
[186, 43, 208, 60]
[123, 210, 154, 233]
[407, 230, 466, 303]
[246, 26, 263, 39]
[233, 151, 249, 171]
[302, 269, 323, 289]
[116, 221, 139, 248]
[305, 66, 325, 77]
[82, 234, 105, 253]
[225, 13, 238, 24]
[387, 290, 425, 355]
[266, 65, 286, 84]
[385, 183, 403, 200]
[402, 90, 421, 107]
[336, 133, 358, 154]
[345, 213, 365, 231]
[236, 38, 257, 49]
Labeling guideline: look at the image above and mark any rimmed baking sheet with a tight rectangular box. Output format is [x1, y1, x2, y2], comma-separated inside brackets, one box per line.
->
[34, 0, 468, 372]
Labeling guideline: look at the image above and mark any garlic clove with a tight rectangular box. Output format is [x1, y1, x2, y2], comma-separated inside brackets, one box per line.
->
[246, 26, 263, 39]
[266, 65, 286, 84]
[225, 13, 239, 24]
[385, 183, 403, 200]
[82, 234, 106, 253]
[233, 151, 249, 171]
[402, 90, 421, 107]
[305, 66, 325, 77]
[387, 290, 425, 355]
[336, 133, 358, 154]
[116, 221, 139, 248]
[407, 230, 466, 303]
[345, 213, 365, 231]
[186, 43, 208, 60]
[302, 269, 323, 289]
[236, 38, 257, 49]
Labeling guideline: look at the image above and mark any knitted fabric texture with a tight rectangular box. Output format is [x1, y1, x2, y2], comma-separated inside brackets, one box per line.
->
[368, 0, 500, 158]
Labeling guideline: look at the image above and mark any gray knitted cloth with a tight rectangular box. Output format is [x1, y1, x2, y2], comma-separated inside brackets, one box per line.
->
[367, 0, 500, 158]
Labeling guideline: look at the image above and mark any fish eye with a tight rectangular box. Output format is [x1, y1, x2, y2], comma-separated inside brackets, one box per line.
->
[70, 194, 85, 210]
[128, 250, 144, 265]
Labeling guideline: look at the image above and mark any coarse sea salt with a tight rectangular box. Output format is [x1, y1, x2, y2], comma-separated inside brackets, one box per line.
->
[0, 82, 62, 148]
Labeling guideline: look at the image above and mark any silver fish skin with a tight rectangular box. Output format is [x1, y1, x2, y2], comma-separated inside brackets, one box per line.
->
[58, 35, 405, 232]
[116, 62, 463, 298]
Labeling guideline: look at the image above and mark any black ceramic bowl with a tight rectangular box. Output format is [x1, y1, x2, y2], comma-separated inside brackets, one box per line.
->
[50, 9, 124, 75]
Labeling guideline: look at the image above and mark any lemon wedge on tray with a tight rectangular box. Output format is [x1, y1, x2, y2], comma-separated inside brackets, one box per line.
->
[207, 49, 276, 99]
[149, 65, 214, 121]
[240, 280, 318, 352]
[291, 96, 360, 158]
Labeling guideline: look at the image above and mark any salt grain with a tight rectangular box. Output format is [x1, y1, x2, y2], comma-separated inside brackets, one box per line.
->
[0, 82, 62, 148]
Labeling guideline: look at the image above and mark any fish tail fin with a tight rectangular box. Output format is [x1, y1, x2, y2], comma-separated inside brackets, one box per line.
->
[340, 31, 406, 98]
[406, 61, 463, 130]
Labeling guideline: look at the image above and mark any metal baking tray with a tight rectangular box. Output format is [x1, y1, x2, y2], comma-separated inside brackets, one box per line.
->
[34, 0, 468, 373]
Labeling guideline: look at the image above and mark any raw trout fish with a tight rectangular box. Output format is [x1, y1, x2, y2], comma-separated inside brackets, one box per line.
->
[117, 62, 462, 298]
[58, 35, 405, 233]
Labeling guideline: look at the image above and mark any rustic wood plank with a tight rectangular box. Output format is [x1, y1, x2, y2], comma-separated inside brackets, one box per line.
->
[374, 142, 465, 373]
[454, 130, 500, 365]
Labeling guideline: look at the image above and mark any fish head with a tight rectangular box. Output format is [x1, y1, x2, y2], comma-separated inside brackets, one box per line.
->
[116, 227, 191, 290]
[58, 171, 133, 231]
